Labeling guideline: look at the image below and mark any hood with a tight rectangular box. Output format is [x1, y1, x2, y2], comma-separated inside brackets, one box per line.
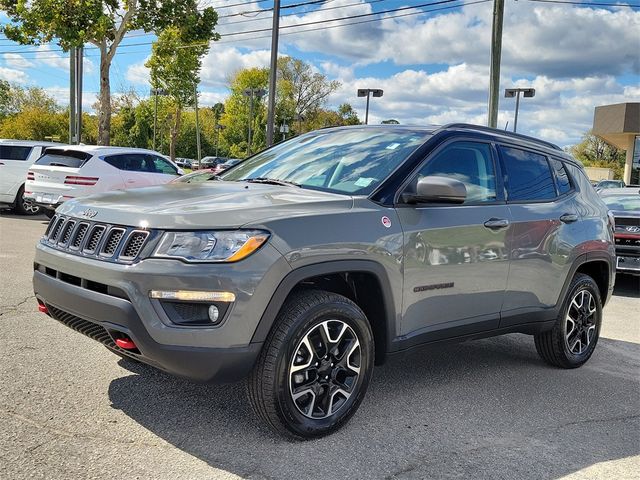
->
[57, 181, 354, 229]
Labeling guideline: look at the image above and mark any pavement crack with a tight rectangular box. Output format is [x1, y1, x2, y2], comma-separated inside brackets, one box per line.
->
[0, 295, 35, 317]
[2, 408, 170, 450]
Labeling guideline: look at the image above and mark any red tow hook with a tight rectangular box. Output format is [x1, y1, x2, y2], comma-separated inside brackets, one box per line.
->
[115, 337, 137, 350]
[37, 300, 48, 314]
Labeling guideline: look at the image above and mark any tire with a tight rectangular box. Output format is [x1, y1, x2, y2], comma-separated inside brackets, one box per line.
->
[534, 273, 602, 369]
[247, 289, 374, 439]
[13, 185, 41, 216]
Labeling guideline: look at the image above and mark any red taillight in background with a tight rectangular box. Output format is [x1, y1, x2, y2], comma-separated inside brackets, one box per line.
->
[27, 171, 35, 181]
[64, 176, 99, 186]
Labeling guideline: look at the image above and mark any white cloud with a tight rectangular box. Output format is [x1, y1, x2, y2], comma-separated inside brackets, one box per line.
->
[34, 45, 95, 74]
[0, 66, 29, 84]
[3, 53, 34, 69]
[200, 47, 271, 87]
[126, 58, 150, 86]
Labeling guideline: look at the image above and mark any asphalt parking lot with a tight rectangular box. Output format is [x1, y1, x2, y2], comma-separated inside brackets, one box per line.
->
[1, 211, 638, 480]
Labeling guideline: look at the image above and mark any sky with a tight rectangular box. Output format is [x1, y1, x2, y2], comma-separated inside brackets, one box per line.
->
[1, 0, 639, 147]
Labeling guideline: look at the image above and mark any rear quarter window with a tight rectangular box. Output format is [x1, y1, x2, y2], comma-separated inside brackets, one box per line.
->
[0, 145, 32, 161]
[500, 147, 556, 201]
[550, 158, 572, 195]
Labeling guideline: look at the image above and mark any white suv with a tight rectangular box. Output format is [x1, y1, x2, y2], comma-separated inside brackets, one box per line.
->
[25, 145, 183, 216]
[0, 140, 64, 215]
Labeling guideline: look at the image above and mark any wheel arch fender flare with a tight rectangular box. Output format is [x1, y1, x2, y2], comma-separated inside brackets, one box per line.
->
[250, 260, 398, 357]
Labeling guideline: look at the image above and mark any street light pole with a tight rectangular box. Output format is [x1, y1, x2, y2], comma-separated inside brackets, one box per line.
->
[266, 0, 281, 147]
[214, 124, 225, 157]
[357, 88, 383, 125]
[504, 88, 535, 132]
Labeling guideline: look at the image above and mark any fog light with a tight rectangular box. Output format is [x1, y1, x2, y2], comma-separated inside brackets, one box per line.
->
[208, 305, 220, 323]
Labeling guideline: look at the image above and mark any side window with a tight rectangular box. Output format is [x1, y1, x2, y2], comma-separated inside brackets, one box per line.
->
[415, 141, 497, 203]
[500, 147, 556, 201]
[150, 155, 178, 175]
[0, 145, 33, 161]
[104, 154, 126, 170]
[550, 158, 572, 195]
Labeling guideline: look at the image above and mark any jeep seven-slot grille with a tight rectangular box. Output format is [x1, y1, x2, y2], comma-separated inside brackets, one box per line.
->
[42, 214, 154, 264]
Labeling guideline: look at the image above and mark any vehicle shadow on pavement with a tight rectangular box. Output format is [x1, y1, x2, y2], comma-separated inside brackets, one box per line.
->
[108, 332, 640, 479]
[613, 275, 639, 298]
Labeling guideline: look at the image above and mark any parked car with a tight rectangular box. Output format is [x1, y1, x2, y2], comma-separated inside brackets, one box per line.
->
[33, 124, 615, 439]
[0, 139, 65, 215]
[170, 168, 217, 183]
[600, 187, 640, 275]
[25, 146, 183, 216]
[200, 156, 227, 169]
[595, 179, 625, 192]
[212, 158, 242, 175]
[175, 158, 194, 169]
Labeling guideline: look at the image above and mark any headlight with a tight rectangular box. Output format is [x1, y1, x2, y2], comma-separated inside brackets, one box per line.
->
[153, 230, 269, 262]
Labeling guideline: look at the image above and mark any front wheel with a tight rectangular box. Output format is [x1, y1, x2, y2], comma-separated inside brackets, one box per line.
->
[534, 273, 602, 368]
[247, 289, 374, 439]
[13, 185, 41, 216]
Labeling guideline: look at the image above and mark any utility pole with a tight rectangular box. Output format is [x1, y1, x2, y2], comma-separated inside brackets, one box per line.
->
[75, 47, 83, 143]
[194, 83, 201, 163]
[266, 0, 281, 147]
[214, 124, 225, 157]
[153, 92, 158, 151]
[69, 47, 76, 144]
[487, 0, 505, 128]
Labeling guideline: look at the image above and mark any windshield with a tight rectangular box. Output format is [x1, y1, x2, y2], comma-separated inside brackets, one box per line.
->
[174, 170, 216, 183]
[221, 128, 430, 195]
[602, 194, 640, 212]
[36, 150, 91, 168]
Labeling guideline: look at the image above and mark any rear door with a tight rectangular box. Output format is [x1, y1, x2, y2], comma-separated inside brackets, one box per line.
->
[397, 140, 511, 338]
[499, 146, 581, 324]
[113, 153, 157, 189]
[143, 154, 180, 185]
[0, 145, 35, 203]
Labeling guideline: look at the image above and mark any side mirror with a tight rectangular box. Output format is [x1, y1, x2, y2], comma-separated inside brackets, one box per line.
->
[402, 176, 467, 204]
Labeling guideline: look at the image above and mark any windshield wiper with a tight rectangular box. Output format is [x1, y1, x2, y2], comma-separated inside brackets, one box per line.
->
[245, 177, 301, 188]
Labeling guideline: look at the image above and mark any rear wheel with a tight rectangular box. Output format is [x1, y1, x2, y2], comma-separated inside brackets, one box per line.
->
[13, 185, 41, 216]
[534, 273, 602, 368]
[247, 289, 374, 439]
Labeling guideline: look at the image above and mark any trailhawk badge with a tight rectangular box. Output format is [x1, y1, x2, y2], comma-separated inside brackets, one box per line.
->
[381, 216, 392, 228]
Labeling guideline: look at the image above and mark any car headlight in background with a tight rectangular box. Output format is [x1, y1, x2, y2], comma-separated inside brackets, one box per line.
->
[153, 230, 269, 262]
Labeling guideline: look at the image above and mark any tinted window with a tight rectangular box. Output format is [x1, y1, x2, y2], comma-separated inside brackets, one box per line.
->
[551, 158, 572, 195]
[0, 145, 33, 160]
[501, 147, 556, 201]
[149, 155, 178, 175]
[104, 155, 126, 170]
[415, 141, 497, 203]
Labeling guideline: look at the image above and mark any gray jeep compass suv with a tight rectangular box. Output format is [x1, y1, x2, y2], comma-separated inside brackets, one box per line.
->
[33, 124, 616, 439]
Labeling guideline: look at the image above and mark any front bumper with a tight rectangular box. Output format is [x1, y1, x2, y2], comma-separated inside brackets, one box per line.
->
[33, 241, 291, 382]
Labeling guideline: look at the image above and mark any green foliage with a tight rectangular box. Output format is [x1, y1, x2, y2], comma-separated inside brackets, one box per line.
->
[381, 119, 400, 124]
[570, 130, 626, 179]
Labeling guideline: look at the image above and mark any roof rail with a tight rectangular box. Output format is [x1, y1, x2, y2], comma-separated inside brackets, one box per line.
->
[440, 123, 562, 151]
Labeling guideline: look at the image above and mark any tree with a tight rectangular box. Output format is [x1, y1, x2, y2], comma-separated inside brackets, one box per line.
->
[220, 67, 270, 158]
[0, 80, 11, 118]
[277, 57, 340, 133]
[570, 130, 626, 179]
[0, 0, 218, 145]
[381, 119, 400, 124]
[337, 103, 361, 125]
[146, 26, 212, 160]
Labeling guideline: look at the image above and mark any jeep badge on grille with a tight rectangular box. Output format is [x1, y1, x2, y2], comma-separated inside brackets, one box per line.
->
[81, 208, 98, 218]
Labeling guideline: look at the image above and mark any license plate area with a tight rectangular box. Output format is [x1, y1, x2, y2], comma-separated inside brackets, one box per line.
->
[617, 256, 640, 271]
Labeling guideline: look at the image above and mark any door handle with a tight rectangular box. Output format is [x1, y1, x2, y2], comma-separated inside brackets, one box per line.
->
[560, 213, 578, 224]
[484, 218, 510, 229]
[126, 179, 136, 184]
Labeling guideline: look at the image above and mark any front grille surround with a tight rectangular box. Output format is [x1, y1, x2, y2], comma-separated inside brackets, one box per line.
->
[42, 214, 155, 264]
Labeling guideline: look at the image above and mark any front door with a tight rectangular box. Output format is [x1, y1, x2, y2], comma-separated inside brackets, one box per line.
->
[397, 140, 510, 338]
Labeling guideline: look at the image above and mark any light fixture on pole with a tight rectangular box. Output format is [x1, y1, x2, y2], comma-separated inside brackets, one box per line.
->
[243, 88, 267, 156]
[357, 88, 383, 125]
[504, 88, 535, 132]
